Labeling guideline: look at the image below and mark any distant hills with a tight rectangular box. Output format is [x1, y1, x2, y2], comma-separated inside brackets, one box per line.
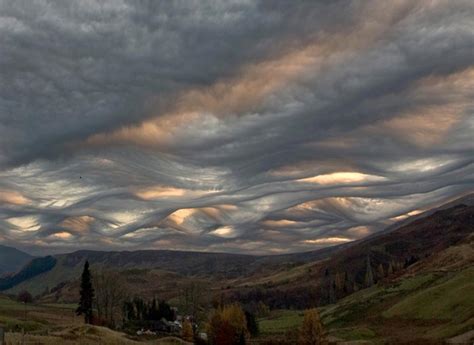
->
[0, 244, 34, 276]
[230, 203, 474, 308]
[0, 195, 472, 343]
[1, 195, 473, 307]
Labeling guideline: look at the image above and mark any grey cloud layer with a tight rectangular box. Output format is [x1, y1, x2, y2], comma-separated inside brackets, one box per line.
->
[0, 0, 473, 255]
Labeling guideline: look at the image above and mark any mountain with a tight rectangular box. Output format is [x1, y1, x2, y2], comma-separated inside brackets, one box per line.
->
[1, 198, 472, 343]
[2, 198, 473, 304]
[0, 238, 346, 297]
[230, 204, 474, 308]
[0, 255, 56, 290]
[0, 244, 34, 276]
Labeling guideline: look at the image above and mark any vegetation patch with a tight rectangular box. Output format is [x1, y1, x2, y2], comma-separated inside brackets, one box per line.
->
[259, 309, 304, 335]
[383, 267, 474, 322]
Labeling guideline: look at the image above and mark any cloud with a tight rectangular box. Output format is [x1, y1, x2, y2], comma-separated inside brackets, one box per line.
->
[0, 0, 473, 255]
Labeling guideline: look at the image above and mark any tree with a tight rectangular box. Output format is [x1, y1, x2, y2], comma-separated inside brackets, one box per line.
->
[299, 308, 325, 345]
[377, 264, 385, 280]
[18, 290, 33, 321]
[364, 256, 374, 287]
[17, 290, 33, 304]
[256, 301, 270, 318]
[208, 303, 249, 345]
[182, 319, 194, 342]
[76, 260, 94, 324]
[93, 269, 128, 327]
[245, 310, 259, 337]
[181, 281, 207, 322]
[387, 261, 394, 275]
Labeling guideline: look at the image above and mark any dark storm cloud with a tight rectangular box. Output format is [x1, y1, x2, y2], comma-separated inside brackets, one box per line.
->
[0, 0, 473, 255]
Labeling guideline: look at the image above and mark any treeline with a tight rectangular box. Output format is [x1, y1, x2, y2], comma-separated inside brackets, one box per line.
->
[230, 286, 321, 310]
[231, 255, 420, 309]
[207, 304, 326, 345]
[123, 297, 174, 322]
[75, 262, 179, 332]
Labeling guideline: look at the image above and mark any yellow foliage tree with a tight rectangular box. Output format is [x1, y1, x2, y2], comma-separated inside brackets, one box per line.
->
[208, 303, 249, 344]
[299, 308, 325, 345]
[182, 319, 194, 342]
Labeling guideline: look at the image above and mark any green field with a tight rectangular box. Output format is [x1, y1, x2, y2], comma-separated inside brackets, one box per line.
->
[259, 309, 304, 335]
[256, 267, 474, 343]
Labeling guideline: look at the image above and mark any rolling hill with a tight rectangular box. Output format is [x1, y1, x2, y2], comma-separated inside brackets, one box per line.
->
[0, 196, 473, 343]
[2, 198, 473, 308]
[0, 244, 34, 276]
[228, 203, 474, 309]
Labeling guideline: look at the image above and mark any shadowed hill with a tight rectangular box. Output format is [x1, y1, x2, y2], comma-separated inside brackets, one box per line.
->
[0, 244, 34, 276]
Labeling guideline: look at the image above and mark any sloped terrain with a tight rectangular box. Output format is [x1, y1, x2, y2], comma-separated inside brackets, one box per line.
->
[229, 204, 474, 308]
[259, 241, 474, 343]
[0, 245, 34, 276]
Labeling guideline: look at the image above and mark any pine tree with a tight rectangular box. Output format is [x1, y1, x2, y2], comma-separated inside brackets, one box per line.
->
[76, 260, 95, 324]
[245, 310, 259, 337]
[377, 264, 385, 279]
[364, 256, 374, 287]
[387, 261, 394, 275]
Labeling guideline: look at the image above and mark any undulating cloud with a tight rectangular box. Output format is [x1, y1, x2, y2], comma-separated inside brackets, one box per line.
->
[0, 0, 473, 255]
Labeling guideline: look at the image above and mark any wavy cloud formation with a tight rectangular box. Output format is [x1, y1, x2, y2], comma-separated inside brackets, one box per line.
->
[1, 0, 473, 254]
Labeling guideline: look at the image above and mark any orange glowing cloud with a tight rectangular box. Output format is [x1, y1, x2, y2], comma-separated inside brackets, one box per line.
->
[297, 172, 386, 185]
[7, 216, 40, 231]
[303, 237, 352, 245]
[375, 68, 474, 147]
[390, 209, 423, 221]
[210, 225, 236, 238]
[83, 0, 415, 150]
[168, 208, 197, 226]
[60, 216, 94, 234]
[134, 185, 216, 200]
[262, 219, 300, 227]
[51, 232, 73, 240]
[0, 189, 30, 206]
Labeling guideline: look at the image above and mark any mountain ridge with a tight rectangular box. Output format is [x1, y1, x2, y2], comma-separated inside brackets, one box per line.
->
[0, 244, 34, 276]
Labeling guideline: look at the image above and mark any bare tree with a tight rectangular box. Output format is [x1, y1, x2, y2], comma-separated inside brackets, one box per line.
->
[181, 281, 209, 322]
[92, 269, 129, 328]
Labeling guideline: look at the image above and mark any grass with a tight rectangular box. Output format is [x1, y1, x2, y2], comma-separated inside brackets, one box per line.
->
[5, 328, 191, 345]
[235, 263, 313, 288]
[0, 294, 191, 344]
[328, 326, 377, 341]
[318, 267, 474, 342]
[383, 267, 474, 322]
[258, 309, 304, 335]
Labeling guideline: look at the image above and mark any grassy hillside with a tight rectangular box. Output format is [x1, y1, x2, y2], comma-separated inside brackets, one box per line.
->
[257, 239, 474, 343]
[320, 267, 474, 342]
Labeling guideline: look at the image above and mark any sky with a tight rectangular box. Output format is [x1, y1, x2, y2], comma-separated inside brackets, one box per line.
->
[0, 0, 473, 255]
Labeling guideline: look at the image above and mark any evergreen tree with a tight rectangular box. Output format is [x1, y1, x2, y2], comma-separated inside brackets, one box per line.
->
[245, 310, 259, 337]
[76, 260, 94, 324]
[377, 264, 385, 279]
[387, 261, 394, 275]
[364, 256, 374, 287]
